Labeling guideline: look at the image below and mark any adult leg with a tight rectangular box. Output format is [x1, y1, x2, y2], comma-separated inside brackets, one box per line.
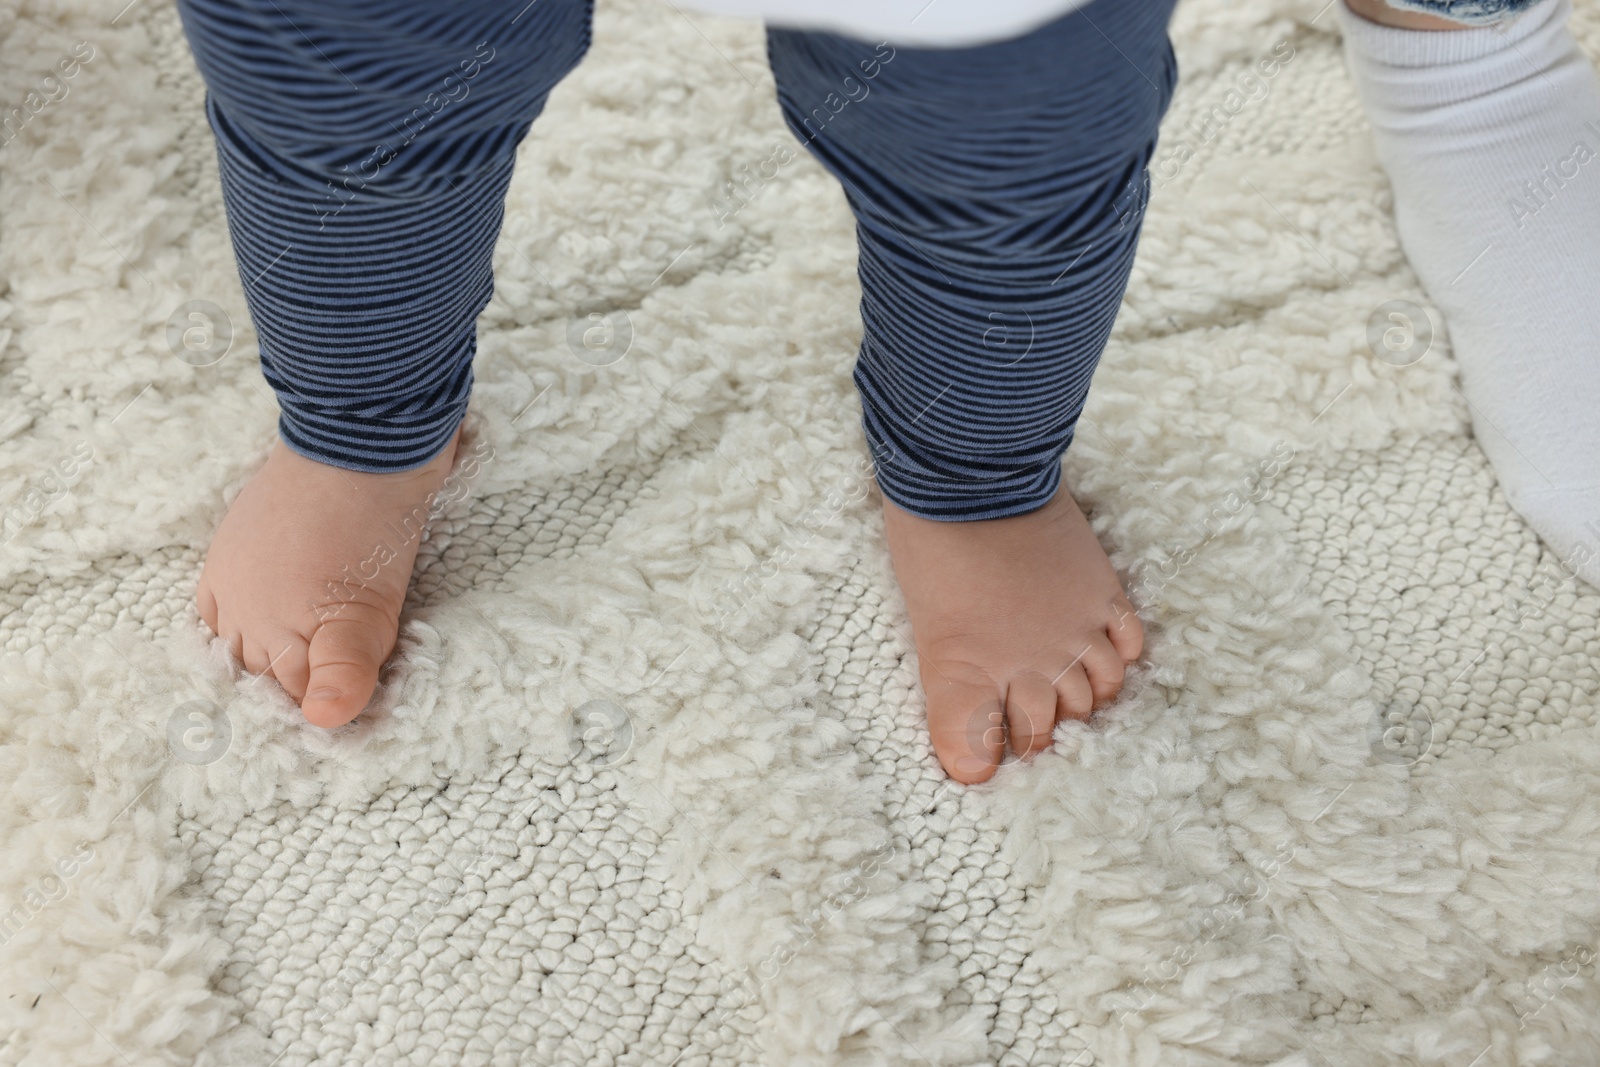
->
[180, 0, 592, 723]
[1339, 0, 1600, 587]
[767, 0, 1179, 781]
[1346, 0, 1469, 29]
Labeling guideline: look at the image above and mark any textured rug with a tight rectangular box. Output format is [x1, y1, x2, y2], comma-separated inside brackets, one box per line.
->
[3, 0, 1600, 1064]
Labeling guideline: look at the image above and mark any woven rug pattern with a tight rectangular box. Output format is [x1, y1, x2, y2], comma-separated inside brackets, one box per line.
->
[2, 1, 1600, 1065]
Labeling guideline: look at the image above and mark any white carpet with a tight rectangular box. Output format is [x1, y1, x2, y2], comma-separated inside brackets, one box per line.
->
[3, 0, 1600, 1064]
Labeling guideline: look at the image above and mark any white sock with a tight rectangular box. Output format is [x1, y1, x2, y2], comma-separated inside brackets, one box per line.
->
[1339, 0, 1600, 587]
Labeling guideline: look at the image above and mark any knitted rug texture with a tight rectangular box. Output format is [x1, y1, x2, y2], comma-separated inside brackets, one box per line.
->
[3, 0, 1600, 1064]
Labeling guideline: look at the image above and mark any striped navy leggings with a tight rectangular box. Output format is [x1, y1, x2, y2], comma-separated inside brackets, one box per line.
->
[177, 0, 1178, 520]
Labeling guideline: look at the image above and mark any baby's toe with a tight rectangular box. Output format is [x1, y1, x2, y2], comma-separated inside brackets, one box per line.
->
[1004, 671, 1059, 759]
[1105, 593, 1144, 662]
[268, 633, 312, 702]
[214, 613, 245, 664]
[197, 579, 220, 634]
[1052, 659, 1095, 721]
[302, 611, 393, 728]
[1080, 633, 1127, 706]
[924, 672, 1005, 784]
[242, 639, 276, 678]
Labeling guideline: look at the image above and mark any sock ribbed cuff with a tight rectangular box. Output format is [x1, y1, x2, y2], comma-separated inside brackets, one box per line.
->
[1336, 0, 1566, 67]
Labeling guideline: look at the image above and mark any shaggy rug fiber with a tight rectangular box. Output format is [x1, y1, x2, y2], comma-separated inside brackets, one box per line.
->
[3, 0, 1600, 1064]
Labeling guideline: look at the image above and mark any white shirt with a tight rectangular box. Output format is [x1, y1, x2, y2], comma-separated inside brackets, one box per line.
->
[672, 0, 1089, 47]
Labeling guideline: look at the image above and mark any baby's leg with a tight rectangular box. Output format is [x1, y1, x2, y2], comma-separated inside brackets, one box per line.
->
[1340, 0, 1600, 586]
[179, 0, 592, 724]
[767, 0, 1179, 781]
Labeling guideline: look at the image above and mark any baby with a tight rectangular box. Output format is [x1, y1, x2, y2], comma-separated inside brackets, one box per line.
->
[181, 0, 1600, 782]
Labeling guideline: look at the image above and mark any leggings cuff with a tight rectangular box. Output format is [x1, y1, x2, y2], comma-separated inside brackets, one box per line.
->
[275, 399, 470, 473]
[866, 426, 1065, 521]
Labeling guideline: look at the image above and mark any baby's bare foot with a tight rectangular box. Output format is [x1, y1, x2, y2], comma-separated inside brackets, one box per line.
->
[882, 487, 1143, 783]
[197, 432, 460, 727]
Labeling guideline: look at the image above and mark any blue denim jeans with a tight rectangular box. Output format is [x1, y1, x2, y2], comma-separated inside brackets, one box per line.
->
[1383, 0, 1552, 25]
